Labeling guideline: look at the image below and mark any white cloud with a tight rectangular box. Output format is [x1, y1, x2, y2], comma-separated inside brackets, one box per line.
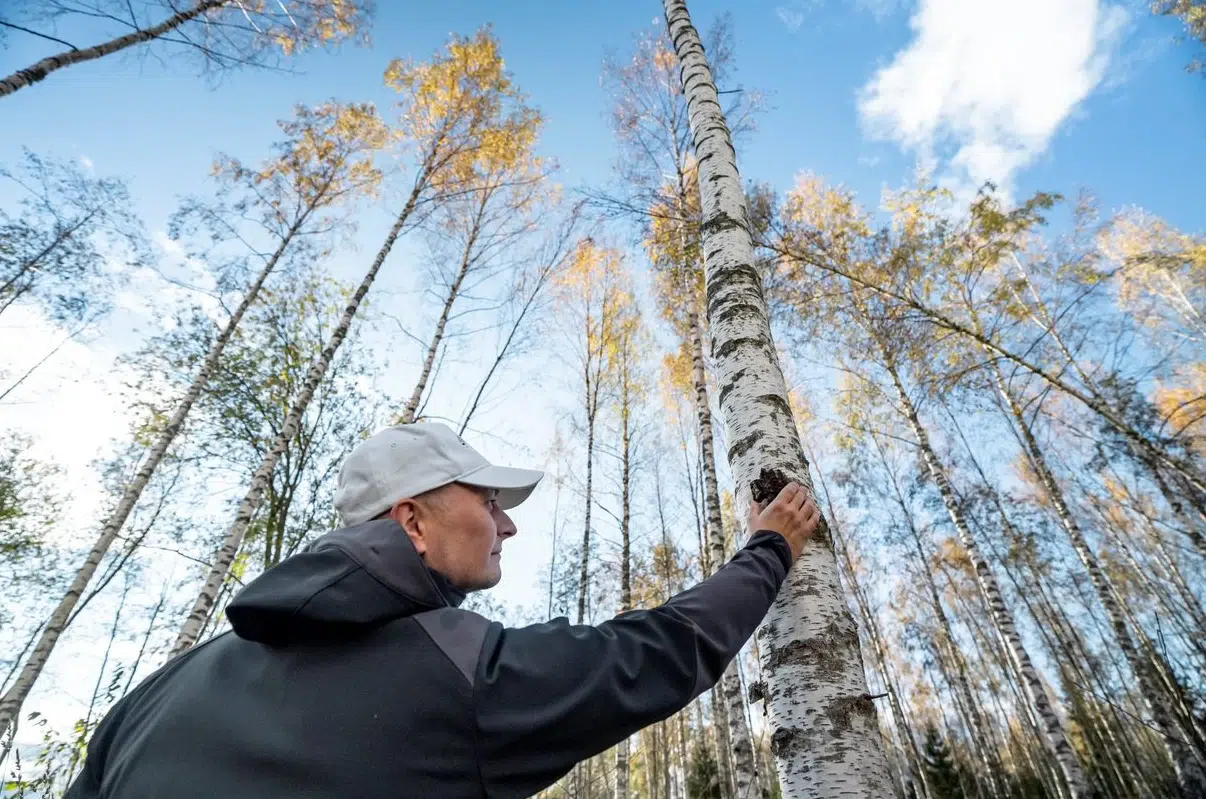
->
[79, 155, 94, 171]
[858, 0, 1129, 199]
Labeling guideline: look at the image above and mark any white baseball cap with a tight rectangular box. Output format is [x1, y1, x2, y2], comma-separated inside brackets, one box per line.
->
[333, 423, 544, 527]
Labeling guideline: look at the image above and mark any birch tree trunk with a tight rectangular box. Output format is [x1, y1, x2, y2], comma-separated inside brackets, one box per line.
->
[661, 2, 892, 794]
[615, 390, 633, 799]
[0, 0, 227, 98]
[993, 364, 1206, 797]
[688, 303, 745, 798]
[577, 398, 596, 626]
[0, 216, 304, 742]
[674, 709, 689, 799]
[831, 502, 930, 799]
[398, 215, 482, 424]
[169, 189, 422, 656]
[866, 432, 1001, 799]
[877, 353, 1091, 798]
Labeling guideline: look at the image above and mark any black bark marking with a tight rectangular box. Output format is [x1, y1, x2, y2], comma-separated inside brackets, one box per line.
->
[826, 694, 877, 734]
[700, 210, 746, 238]
[707, 296, 764, 332]
[729, 432, 759, 462]
[752, 393, 793, 421]
[748, 680, 767, 704]
[750, 466, 791, 505]
[714, 335, 768, 360]
[770, 726, 800, 758]
[763, 618, 859, 683]
[705, 273, 763, 320]
[717, 368, 746, 406]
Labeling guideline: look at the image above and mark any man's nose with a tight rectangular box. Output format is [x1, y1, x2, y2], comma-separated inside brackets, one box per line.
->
[494, 508, 517, 539]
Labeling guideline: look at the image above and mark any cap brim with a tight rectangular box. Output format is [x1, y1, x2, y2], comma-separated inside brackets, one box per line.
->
[458, 463, 544, 510]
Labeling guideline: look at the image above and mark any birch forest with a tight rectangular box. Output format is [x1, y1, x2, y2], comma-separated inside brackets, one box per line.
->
[2, 1, 1204, 797]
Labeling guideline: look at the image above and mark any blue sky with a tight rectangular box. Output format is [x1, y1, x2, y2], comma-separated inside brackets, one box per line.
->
[1, 0, 1204, 750]
[4, 0, 1202, 229]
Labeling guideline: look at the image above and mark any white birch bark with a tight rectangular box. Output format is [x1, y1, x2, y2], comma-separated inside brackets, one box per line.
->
[398, 213, 482, 424]
[615, 390, 633, 799]
[993, 363, 1206, 797]
[661, 2, 892, 795]
[169, 187, 422, 655]
[0, 215, 304, 742]
[878, 354, 1091, 798]
[0, 0, 227, 98]
[615, 736, 631, 799]
[689, 304, 743, 799]
[673, 710, 689, 799]
[577, 396, 596, 625]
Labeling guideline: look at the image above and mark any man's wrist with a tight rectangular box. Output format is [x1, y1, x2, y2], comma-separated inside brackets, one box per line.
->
[746, 529, 793, 573]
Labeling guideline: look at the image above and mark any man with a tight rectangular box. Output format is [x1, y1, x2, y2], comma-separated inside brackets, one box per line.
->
[66, 422, 820, 798]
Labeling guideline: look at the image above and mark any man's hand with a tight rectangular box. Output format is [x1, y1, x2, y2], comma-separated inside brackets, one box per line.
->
[747, 481, 821, 561]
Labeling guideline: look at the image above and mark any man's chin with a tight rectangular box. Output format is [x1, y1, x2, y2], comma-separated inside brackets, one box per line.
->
[465, 569, 502, 593]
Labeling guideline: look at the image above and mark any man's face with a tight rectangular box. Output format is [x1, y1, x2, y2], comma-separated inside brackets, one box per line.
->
[394, 483, 517, 592]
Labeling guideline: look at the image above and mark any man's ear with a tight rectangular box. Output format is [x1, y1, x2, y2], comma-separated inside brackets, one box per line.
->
[387, 499, 427, 555]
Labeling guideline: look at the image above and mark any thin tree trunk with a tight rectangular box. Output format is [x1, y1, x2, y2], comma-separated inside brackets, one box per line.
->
[867, 433, 999, 799]
[615, 385, 633, 799]
[400, 214, 483, 424]
[66, 580, 130, 786]
[0, 210, 99, 318]
[687, 302, 757, 798]
[0, 0, 228, 98]
[170, 187, 422, 656]
[661, 3, 892, 795]
[829, 511, 930, 799]
[675, 708, 689, 799]
[992, 366, 1206, 796]
[0, 216, 305, 741]
[689, 305, 727, 576]
[577, 407, 595, 626]
[788, 244, 1206, 501]
[877, 352, 1091, 798]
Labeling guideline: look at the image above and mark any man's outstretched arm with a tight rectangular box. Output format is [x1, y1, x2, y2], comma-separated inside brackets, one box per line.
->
[472, 483, 819, 799]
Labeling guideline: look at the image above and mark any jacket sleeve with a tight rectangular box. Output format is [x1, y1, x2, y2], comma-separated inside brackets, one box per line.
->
[473, 529, 793, 798]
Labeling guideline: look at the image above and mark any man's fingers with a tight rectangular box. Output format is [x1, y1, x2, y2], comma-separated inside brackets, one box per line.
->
[789, 486, 808, 511]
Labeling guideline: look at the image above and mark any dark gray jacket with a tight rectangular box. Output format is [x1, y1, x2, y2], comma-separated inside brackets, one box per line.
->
[65, 519, 792, 798]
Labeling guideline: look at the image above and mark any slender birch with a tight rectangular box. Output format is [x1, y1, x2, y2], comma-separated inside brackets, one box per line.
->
[869, 330, 1091, 798]
[0, 102, 386, 742]
[170, 29, 531, 654]
[612, 309, 640, 799]
[661, 2, 892, 795]
[398, 109, 547, 424]
[0, 0, 371, 99]
[993, 367, 1206, 796]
